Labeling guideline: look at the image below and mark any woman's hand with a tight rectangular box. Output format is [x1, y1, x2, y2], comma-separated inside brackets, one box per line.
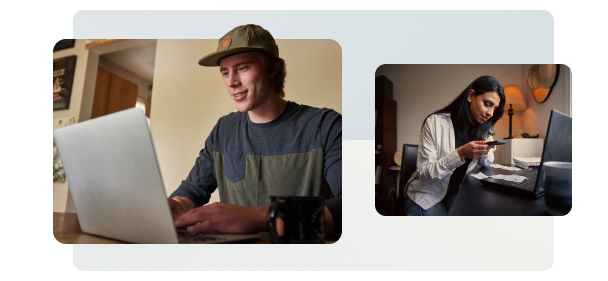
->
[457, 140, 488, 160]
[482, 138, 495, 155]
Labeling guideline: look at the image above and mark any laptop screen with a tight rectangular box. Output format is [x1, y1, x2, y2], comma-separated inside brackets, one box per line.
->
[534, 110, 572, 193]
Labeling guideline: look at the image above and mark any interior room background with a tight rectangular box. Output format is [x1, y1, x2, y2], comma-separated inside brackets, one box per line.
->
[375, 64, 571, 166]
[53, 39, 342, 212]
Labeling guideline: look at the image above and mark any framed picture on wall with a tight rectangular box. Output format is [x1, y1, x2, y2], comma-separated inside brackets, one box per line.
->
[53, 55, 77, 111]
[53, 39, 76, 52]
[53, 116, 76, 183]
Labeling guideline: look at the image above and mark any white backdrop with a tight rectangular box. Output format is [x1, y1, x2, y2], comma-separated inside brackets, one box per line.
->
[73, 9, 554, 271]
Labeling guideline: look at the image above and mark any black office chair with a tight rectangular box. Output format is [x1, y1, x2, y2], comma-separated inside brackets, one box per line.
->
[387, 188, 396, 216]
[396, 144, 419, 215]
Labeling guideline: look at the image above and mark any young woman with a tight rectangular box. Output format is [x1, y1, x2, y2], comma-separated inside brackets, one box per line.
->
[404, 76, 506, 216]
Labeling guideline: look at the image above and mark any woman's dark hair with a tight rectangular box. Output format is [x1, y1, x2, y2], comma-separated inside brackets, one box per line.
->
[421, 75, 506, 141]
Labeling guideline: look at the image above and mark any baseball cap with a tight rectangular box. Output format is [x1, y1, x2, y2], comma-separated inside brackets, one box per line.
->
[198, 24, 279, 66]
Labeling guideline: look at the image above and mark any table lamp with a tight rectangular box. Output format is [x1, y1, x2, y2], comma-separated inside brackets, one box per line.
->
[503, 85, 527, 139]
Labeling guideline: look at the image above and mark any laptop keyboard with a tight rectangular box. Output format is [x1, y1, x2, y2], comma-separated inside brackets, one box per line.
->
[177, 229, 228, 243]
[492, 170, 538, 191]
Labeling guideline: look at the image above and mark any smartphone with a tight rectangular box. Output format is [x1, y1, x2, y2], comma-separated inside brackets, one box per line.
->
[485, 140, 506, 145]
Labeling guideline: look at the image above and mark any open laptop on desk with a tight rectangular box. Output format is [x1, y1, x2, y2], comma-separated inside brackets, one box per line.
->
[479, 110, 572, 198]
[54, 108, 262, 244]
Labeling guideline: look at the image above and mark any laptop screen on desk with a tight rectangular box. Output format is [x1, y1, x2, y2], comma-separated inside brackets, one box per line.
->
[534, 110, 572, 193]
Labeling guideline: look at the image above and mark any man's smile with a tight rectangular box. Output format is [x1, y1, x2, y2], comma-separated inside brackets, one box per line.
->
[232, 90, 248, 101]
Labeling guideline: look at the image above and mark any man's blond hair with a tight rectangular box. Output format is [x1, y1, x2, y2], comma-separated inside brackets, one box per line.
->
[256, 51, 287, 98]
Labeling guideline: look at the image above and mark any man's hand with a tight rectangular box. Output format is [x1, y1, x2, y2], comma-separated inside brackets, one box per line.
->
[172, 201, 335, 238]
[167, 197, 194, 220]
[174, 202, 268, 234]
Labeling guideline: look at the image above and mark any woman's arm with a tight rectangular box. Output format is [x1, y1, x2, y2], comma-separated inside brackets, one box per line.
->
[416, 115, 465, 186]
[478, 136, 496, 167]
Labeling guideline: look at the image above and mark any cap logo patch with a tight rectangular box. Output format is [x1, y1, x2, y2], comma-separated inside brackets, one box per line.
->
[220, 37, 232, 50]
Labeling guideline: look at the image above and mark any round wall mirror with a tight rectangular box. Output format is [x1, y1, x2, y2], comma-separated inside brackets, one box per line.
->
[528, 64, 560, 103]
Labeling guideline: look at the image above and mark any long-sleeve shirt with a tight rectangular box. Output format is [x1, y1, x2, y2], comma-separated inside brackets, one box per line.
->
[406, 113, 494, 210]
[170, 101, 342, 237]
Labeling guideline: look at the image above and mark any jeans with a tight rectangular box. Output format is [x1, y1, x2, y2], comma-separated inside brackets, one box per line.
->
[405, 184, 460, 216]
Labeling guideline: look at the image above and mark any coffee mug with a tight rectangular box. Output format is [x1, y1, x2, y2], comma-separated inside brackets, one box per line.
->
[543, 161, 572, 216]
[267, 196, 325, 244]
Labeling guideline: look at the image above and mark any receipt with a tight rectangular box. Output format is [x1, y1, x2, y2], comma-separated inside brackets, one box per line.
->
[489, 174, 527, 183]
[490, 164, 521, 171]
[470, 172, 489, 179]
[469, 171, 527, 183]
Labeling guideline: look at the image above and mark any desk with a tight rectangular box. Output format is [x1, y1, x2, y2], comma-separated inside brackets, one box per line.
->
[448, 165, 549, 216]
[54, 212, 127, 244]
[53, 212, 336, 244]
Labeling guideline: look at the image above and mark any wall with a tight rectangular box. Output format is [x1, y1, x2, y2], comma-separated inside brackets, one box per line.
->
[150, 39, 342, 203]
[53, 39, 97, 212]
[375, 64, 571, 165]
[521, 64, 571, 139]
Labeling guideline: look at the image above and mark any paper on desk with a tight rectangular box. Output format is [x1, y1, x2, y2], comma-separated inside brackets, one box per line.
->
[489, 174, 527, 183]
[513, 157, 541, 165]
[470, 172, 489, 179]
[490, 164, 521, 171]
[469, 172, 527, 183]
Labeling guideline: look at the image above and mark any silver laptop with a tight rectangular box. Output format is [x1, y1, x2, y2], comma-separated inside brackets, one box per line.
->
[54, 108, 262, 244]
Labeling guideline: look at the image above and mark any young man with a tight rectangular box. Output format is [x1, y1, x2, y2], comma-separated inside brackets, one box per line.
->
[167, 24, 342, 238]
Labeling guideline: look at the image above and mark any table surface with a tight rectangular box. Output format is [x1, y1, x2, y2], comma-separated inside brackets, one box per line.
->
[448, 165, 549, 216]
[53, 212, 337, 244]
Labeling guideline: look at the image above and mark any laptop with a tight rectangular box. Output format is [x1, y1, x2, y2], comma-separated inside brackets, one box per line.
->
[54, 108, 262, 244]
[480, 110, 572, 198]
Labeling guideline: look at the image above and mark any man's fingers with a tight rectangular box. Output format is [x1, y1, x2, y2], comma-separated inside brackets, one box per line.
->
[187, 221, 213, 233]
[168, 199, 183, 220]
[175, 208, 210, 228]
[171, 208, 180, 218]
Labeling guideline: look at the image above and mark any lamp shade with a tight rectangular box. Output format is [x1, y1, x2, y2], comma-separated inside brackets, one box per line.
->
[503, 85, 527, 111]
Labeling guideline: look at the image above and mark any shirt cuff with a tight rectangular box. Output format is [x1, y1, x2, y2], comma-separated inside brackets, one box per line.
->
[447, 149, 465, 170]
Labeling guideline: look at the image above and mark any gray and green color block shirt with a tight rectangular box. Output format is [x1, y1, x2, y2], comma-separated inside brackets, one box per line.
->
[170, 101, 342, 237]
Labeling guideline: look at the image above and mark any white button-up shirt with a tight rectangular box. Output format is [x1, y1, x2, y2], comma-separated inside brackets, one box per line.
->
[406, 113, 495, 210]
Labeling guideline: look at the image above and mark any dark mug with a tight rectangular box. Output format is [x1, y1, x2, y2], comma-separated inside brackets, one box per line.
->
[267, 196, 325, 244]
[543, 161, 572, 216]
